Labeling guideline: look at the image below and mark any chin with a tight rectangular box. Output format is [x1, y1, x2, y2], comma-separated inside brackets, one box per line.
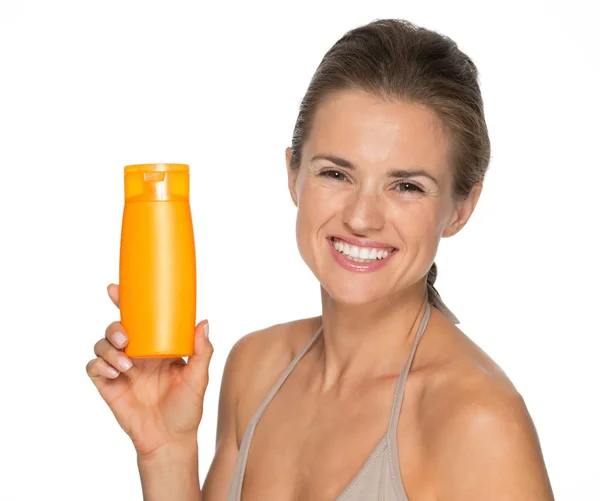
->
[321, 281, 389, 306]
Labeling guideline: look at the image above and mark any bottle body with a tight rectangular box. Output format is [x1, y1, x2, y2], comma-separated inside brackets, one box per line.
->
[119, 164, 196, 358]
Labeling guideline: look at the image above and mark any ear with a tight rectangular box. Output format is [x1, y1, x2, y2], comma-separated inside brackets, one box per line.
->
[286, 146, 298, 207]
[442, 182, 483, 238]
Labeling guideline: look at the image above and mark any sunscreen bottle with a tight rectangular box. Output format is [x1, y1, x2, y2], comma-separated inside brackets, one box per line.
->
[119, 163, 196, 357]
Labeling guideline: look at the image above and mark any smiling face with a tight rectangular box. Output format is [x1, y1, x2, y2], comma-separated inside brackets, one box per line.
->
[286, 89, 481, 305]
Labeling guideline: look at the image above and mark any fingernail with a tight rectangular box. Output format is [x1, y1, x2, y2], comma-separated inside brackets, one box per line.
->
[204, 322, 209, 339]
[107, 366, 119, 377]
[117, 356, 132, 371]
[114, 331, 127, 347]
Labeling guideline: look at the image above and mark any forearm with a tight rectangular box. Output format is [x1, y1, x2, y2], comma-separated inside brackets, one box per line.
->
[137, 442, 202, 501]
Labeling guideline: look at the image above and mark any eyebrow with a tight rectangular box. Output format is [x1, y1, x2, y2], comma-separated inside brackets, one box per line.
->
[310, 154, 439, 185]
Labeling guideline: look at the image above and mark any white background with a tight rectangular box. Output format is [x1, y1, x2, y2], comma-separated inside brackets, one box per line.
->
[0, 1, 598, 499]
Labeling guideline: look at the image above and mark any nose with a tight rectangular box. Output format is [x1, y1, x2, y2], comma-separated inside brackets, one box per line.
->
[341, 189, 385, 235]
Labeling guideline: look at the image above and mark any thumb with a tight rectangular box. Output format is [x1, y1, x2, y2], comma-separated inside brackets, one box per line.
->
[181, 320, 213, 396]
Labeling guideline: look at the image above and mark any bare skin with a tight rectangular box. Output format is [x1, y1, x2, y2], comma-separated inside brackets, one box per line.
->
[86, 284, 212, 501]
[88, 89, 554, 500]
[225, 90, 554, 500]
[230, 309, 554, 501]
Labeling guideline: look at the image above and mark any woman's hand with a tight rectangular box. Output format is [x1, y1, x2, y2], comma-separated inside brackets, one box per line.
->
[86, 283, 214, 459]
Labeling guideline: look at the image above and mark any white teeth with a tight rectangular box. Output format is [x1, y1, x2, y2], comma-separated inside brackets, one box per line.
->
[331, 238, 394, 262]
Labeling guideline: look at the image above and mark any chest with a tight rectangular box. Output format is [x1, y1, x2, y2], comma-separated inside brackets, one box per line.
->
[238, 377, 423, 501]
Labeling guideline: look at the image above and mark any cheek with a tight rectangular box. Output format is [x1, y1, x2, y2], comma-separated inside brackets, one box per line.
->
[295, 183, 330, 254]
[389, 201, 442, 243]
[434, 196, 457, 237]
[297, 179, 344, 227]
[295, 180, 348, 266]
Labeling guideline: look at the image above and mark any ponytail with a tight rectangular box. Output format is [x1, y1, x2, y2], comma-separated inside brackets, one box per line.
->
[426, 262, 460, 324]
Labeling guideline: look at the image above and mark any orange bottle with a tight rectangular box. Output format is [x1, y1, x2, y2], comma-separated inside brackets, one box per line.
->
[119, 163, 196, 358]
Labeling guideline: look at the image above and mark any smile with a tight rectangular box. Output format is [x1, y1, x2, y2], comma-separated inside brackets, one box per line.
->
[331, 237, 395, 262]
[328, 237, 397, 272]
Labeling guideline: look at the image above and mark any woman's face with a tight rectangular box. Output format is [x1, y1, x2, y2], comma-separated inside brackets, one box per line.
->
[286, 90, 481, 305]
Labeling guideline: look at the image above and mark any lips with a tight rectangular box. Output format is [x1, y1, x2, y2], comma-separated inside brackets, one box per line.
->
[327, 236, 397, 272]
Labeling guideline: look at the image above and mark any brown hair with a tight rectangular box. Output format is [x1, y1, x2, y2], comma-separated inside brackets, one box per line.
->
[289, 18, 491, 294]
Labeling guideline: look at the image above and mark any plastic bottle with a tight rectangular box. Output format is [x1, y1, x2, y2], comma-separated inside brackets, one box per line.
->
[119, 163, 196, 358]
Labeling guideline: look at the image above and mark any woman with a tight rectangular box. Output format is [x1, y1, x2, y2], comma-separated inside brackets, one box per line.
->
[86, 18, 554, 501]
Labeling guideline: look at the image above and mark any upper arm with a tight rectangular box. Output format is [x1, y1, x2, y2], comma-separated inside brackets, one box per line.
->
[201, 337, 249, 501]
[429, 392, 555, 501]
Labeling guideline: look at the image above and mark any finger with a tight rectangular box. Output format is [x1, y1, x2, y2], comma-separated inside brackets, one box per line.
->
[105, 320, 129, 349]
[107, 283, 120, 308]
[182, 320, 214, 395]
[86, 356, 120, 380]
[94, 338, 135, 375]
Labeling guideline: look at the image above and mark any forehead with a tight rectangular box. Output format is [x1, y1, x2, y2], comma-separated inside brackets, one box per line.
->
[306, 89, 450, 174]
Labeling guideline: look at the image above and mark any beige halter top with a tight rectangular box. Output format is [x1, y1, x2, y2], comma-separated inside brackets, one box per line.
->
[227, 285, 458, 501]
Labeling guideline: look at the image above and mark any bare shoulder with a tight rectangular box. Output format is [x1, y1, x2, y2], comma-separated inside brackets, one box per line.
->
[202, 316, 321, 500]
[225, 316, 322, 445]
[416, 311, 554, 500]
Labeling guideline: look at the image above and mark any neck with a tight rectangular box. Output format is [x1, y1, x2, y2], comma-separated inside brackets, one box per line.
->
[311, 280, 429, 393]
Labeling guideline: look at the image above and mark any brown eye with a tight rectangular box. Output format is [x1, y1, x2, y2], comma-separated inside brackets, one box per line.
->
[320, 169, 348, 182]
[395, 182, 424, 193]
